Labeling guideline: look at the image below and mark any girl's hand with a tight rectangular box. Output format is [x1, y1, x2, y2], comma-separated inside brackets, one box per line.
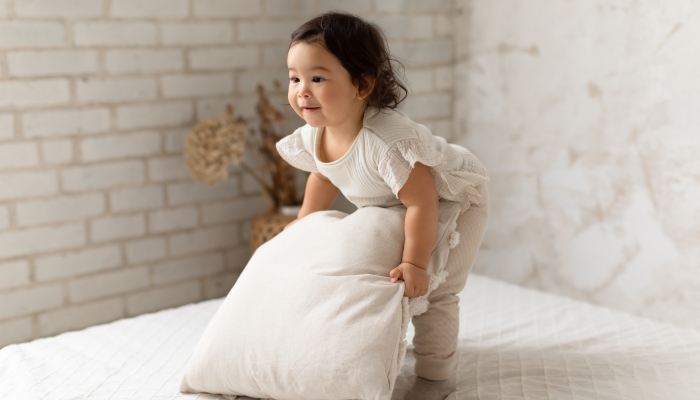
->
[283, 218, 299, 231]
[389, 262, 430, 298]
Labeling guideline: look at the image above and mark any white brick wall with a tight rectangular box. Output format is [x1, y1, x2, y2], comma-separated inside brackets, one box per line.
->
[126, 237, 166, 263]
[242, 173, 263, 195]
[0, 206, 9, 231]
[262, 43, 289, 67]
[161, 22, 234, 45]
[189, 46, 260, 70]
[7, 50, 99, 78]
[197, 96, 256, 119]
[403, 92, 452, 119]
[61, 161, 145, 192]
[0, 114, 14, 140]
[80, 132, 161, 162]
[69, 266, 150, 303]
[23, 108, 110, 138]
[318, 0, 373, 14]
[110, 186, 164, 212]
[238, 21, 300, 43]
[153, 253, 225, 285]
[0, 284, 64, 320]
[77, 78, 158, 104]
[435, 66, 454, 90]
[167, 179, 239, 205]
[193, 0, 262, 18]
[204, 271, 240, 298]
[0, 318, 32, 348]
[163, 129, 189, 152]
[0, 260, 30, 290]
[91, 214, 146, 242]
[0, 142, 39, 169]
[0, 0, 457, 348]
[161, 73, 234, 98]
[394, 39, 452, 66]
[125, 281, 201, 316]
[0, 223, 86, 259]
[42, 139, 74, 164]
[264, 0, 310, 18]
[225, 245, 251, 271]
[168, 224, 238, 256]
[148, 206, 199, 233]
[371, 15, 433, 40]
[116, 102, 193, 130]
[201, 196, 268, 225]
[403, 68, 434, 94]
[0, 170, 58, 201]
[74, 22, 157, 46]
[0, 21, 66, 48]
[14, 0, 105, 18]
[110, 0, 189, 19]
[35, 245, 122, 281]
[105, 50, 184, 74]
[16, 193, 105, 227]
[148, 156, 190, 182]
[0, 79, 70, 107]
[237, 69, 289, 93]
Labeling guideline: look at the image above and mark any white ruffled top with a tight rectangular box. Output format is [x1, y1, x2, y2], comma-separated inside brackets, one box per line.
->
[275, 106, 489, 214]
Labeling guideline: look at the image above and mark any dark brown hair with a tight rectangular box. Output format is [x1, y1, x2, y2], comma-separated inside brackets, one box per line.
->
[290, 11, 408, 110]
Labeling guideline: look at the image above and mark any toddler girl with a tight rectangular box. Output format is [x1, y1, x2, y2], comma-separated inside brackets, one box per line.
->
[276, 12, 490, 400]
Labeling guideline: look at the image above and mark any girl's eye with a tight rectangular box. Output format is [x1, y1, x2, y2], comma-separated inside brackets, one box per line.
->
[288, 77, 323, 83]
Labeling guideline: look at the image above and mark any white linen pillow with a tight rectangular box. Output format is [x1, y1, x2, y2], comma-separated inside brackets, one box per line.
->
[180, 200, 462, 400]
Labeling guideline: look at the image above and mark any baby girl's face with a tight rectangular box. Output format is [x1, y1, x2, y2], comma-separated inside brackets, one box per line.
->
[287, 42, 364, 129]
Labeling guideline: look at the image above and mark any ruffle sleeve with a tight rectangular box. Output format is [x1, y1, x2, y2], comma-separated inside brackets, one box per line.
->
[377, 139, 489, 210]
[275, 128, 319, 173]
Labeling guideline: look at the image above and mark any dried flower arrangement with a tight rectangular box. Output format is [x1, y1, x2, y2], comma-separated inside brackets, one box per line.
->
[184, 82, 302, 214]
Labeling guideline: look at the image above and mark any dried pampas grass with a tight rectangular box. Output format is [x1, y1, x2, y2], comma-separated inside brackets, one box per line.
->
[184, 105, 247, 185]
[183, 82, 302, 213]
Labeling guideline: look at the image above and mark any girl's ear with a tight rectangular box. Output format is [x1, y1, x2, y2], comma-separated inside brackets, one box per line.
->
[356, 75, 376, 100]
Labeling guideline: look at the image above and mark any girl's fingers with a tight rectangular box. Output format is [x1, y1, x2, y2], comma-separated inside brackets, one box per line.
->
[390, 268, 402, 283]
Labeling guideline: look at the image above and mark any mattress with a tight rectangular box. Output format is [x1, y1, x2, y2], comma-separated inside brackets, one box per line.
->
[1, 273, 699, 400]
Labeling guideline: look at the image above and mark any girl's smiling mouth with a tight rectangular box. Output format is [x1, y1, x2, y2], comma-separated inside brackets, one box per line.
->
[302, 107, 320, 112]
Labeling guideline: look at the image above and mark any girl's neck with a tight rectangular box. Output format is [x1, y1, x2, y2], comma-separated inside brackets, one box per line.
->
[323, 106, 366, 141]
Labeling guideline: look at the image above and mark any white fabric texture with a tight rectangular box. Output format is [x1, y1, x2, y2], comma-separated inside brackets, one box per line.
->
[275, 107, 489, 215]
[1, 274, 700, 399]
[179, 201, 462, 400]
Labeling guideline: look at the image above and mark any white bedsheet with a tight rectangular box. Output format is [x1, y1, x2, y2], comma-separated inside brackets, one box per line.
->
[1, 273, 699, 400]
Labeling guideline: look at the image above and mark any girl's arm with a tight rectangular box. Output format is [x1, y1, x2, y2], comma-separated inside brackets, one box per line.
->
[388, 162, 438, 298]
[284, 172, 338, 230]
[297, 172, 340, 219]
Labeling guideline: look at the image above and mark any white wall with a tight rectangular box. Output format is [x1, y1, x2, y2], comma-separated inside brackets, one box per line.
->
[0, 0, 457, 347]
[455, 0, 700, 330]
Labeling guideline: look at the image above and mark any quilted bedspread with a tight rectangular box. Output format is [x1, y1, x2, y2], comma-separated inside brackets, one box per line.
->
[1, 273, 699, 400]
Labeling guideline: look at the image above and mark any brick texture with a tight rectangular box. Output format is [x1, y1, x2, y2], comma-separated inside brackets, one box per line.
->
[14, 0, 105, 18]
[23, 108, 110, 138]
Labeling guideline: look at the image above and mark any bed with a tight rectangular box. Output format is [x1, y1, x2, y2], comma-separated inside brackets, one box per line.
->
[1, 273, 699, 400]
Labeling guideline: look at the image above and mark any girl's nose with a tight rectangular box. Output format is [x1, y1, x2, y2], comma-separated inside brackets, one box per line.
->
[298, 83, 311, 98]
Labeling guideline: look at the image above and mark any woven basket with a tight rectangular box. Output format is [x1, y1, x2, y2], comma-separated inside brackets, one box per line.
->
[250, 212, 297, 254]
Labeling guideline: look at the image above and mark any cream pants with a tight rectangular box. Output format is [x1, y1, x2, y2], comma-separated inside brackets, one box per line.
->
[411, 183, 490, 380]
